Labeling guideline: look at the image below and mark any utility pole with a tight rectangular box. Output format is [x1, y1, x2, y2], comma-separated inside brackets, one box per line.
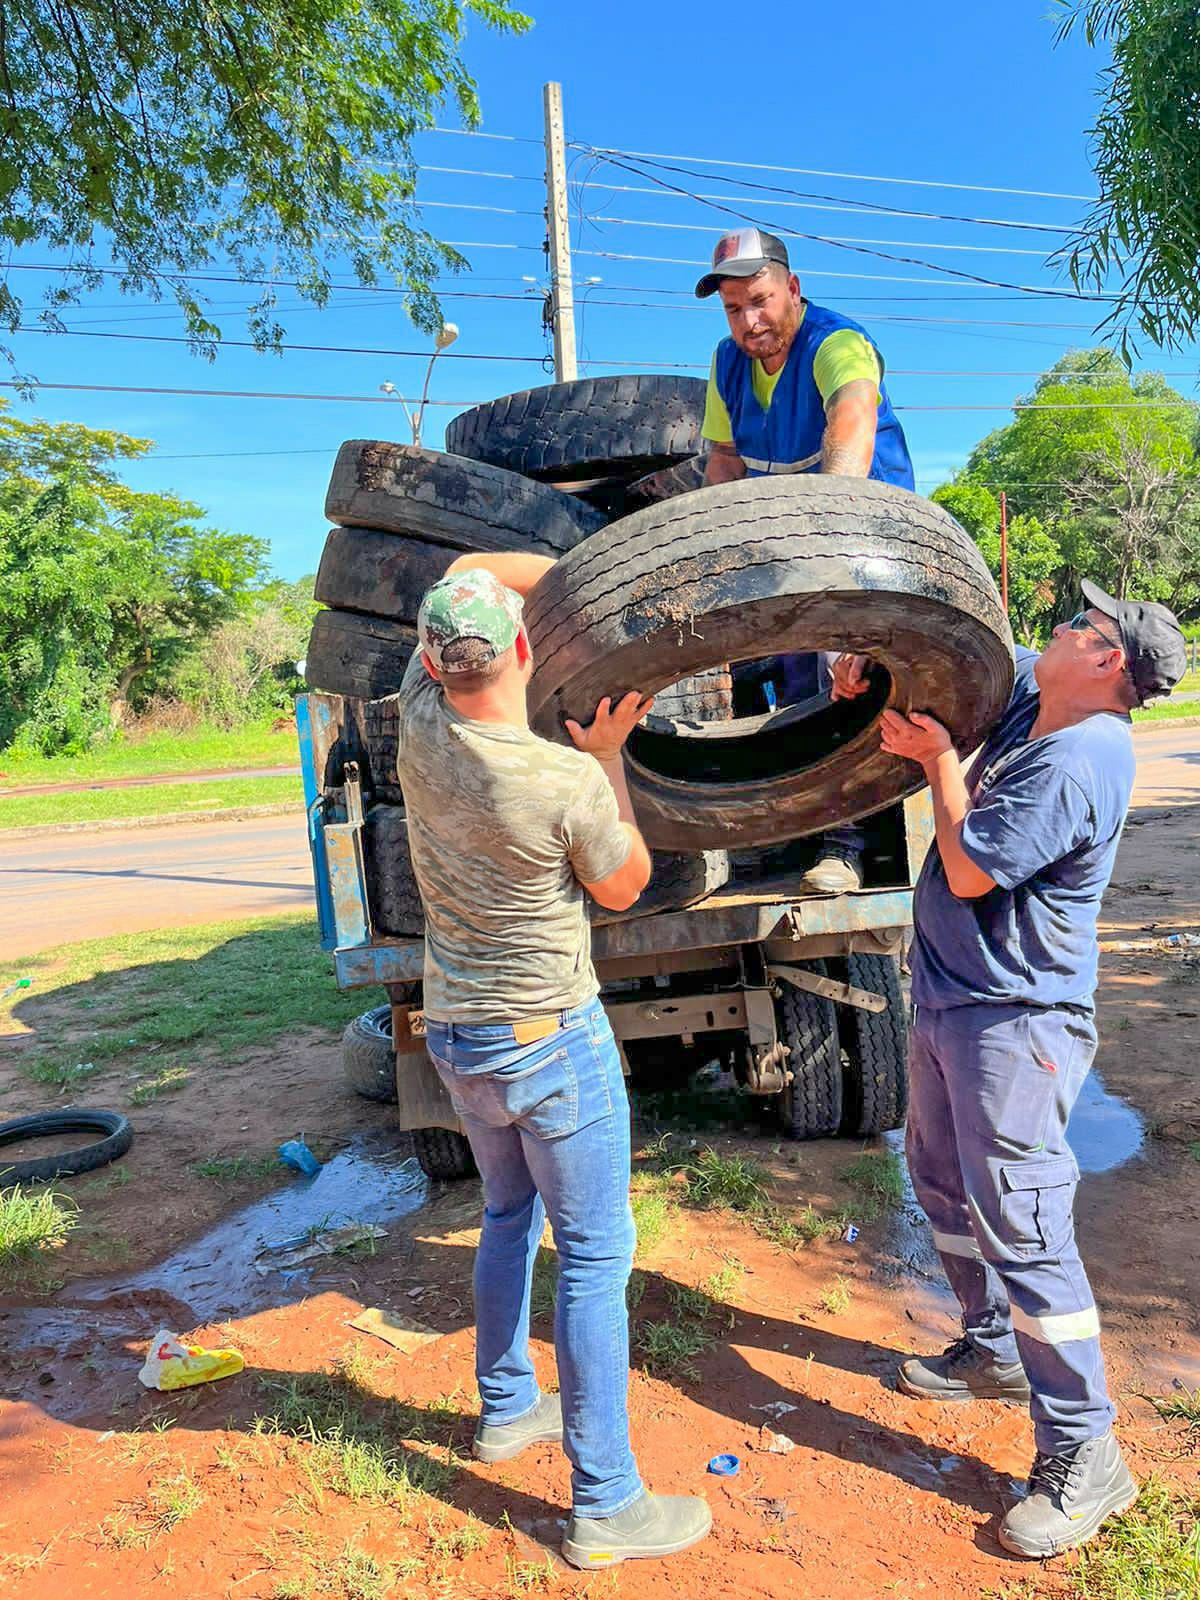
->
[999, 489, 1009, 615]
[542, 81, 578, 382]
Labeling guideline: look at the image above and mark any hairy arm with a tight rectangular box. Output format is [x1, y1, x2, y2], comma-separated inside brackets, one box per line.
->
[444, 550, 557, 599]
[879, 710, 996, 899]
[703, 441, 747, 484]
[821, 378, 879, 476]
[565, 693, 654, 911]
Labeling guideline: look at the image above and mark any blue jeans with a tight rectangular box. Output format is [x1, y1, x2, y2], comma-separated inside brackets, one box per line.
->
[425, 995, 642, 1517]
[907, 1002, 1115, 1453]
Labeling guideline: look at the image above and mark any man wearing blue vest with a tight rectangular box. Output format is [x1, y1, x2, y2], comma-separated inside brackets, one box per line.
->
[697, 227, 915, 893]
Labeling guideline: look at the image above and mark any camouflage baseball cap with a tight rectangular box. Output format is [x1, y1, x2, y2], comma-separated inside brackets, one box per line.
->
[417, 567, 524, 674]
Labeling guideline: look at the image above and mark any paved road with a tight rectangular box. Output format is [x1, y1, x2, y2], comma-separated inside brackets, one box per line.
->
[1, 724, 1195, 965]
[1, 813, 314, 963]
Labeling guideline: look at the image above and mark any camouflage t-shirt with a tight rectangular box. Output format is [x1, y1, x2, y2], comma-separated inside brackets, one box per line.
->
[395, 653, 632, 1022]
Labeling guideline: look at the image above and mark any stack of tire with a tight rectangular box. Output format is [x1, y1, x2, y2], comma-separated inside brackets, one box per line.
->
[305, 376, 738, 942]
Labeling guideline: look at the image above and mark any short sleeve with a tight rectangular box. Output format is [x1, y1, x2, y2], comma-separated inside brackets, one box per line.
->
[960, 760, 1096, 891]
[813, 330, 881, 407]
[563, 761, 633, 885]
[701, 354, 734, 444]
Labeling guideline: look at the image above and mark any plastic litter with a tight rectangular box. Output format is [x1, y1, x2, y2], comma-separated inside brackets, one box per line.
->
[253, 1221, 386, 1274]
[1, 978, 31, 999]
[707, 1453, 740, 1477]
[750, 1401, 799, 1421]
[843, 1223, 860, 1244]
[138, 1329, 244, 1391]
[278, 1136, 322, 1177]
[757, 1427, 796, 1455]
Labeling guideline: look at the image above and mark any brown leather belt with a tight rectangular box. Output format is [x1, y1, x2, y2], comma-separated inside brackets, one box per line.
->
[511, 1015, 561, 1045]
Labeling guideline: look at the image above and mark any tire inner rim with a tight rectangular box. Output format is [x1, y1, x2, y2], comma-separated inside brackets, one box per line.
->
[626, 667, 892, 785]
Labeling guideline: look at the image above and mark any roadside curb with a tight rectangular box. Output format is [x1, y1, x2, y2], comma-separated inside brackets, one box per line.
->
[1, 802, 302, 841]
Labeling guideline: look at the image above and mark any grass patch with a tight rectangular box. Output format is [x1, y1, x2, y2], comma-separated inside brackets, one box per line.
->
[669, 1147, 769, 1212]
[98, 1471, 203, 1549]
[1066, 1480, 1200, 1599]
[636, 1318, 715, 1381]
[1150, 1389, 1200, 1433]
[1132, 701, 1200, 725]
[0, 774, 302, 830]
[841, 1150, 906, 1221]
[0, 1184, 78, 1285]
[819, 1275, 853, 1316]
[2, 914, 366, 1100]
[530, 1245, 558, 1321]
[629, 1180, 674, 1259]
[18, 1057, 101, 1091]
[190, 1153, 281, 1184]
[272, 1537, 415, 1600]
[0, 720, 298, 787]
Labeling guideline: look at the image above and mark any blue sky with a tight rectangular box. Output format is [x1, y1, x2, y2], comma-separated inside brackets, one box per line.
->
[9, 0, 1185, 582]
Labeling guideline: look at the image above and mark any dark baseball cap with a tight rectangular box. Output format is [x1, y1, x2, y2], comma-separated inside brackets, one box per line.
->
[1081, 579, 1188, 704]
[695, 228, 791, 298]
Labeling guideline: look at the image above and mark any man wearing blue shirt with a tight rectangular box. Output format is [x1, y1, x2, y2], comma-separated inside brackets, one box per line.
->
[835, 583, 1185, 1558]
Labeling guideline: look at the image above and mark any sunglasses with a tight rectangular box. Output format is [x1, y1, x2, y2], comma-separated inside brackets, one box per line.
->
[1067, 611, 1123, 652]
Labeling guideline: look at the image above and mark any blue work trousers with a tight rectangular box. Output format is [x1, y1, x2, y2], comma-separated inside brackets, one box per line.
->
[906, 1002, 1115, 1453]
[425, 995, 643, 1517]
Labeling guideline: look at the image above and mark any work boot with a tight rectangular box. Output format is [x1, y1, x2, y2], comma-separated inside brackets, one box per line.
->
[472, 1391, 562, 1464]
[562, 1490, 712, 1569]
[799, 847, 863, 895]
[999, 1432, 1137, 1558]
[898, 1334, 1032, 1403]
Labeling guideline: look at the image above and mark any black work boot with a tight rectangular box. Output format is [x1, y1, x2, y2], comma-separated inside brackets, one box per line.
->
[562, 1490, 712, 1569]
[472, 1391, 562, 1463]
[898, 1334, 1032, 1403]
[999, 1431, 1137, 1557]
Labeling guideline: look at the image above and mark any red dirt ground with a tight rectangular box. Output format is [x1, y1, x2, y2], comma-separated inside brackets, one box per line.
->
[0, 812, 1197, 1599]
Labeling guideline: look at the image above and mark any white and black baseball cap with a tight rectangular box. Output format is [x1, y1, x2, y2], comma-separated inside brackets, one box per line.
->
[695, 228, 791, 298]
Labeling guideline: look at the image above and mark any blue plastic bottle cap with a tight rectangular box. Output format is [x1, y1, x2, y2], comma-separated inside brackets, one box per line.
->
[707, 1453, 740, 1477]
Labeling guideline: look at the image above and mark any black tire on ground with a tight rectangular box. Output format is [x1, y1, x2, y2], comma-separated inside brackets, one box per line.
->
[774, 966, 843, 1140]
[589, 849, 729, 926]
[445, 375, 707, 485]
[305, 611, 417, 700]
[342, 1006, 398, 1103]
[835, 952, 908, 1136]
[524, 476, 1014, 851]
[0, 1110, 133, 1185]
[364, 807, 425, 937]
[412, 1127, 477, 1180]
[324, 441, 605, 552]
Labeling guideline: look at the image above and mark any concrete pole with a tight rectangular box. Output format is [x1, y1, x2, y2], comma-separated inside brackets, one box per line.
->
[542, 81, 578, 382]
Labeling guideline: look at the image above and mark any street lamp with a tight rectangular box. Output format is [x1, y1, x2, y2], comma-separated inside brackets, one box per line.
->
[379, 321, 460, 449]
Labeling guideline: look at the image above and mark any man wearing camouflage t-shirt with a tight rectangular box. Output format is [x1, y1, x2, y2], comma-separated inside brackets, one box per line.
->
[398, 555, 711, 1570]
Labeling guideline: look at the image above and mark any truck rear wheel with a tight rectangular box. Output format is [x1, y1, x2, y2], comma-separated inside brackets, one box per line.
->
[835, 953, 908, 1136]
[774, 964, 843, 1140]
[411, 1128, 477, 1180]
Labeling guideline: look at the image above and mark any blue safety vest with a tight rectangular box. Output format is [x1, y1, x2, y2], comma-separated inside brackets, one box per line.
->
[714, 302, 914, 488]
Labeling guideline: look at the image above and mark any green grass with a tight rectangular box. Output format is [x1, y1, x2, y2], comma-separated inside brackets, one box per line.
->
[1068, 1481, 1200, 1599]
[629, 1180, 674, 1258]
[190, 1153, 281, 1184]
[1132, 700, 1200, 725]
[670, 1147, 770, 1212]
[0, 1184, 78, 1284]
[0, 773, 302, 829]
[0, 720, 298, 787]
[1150, 1389, 1200, 1432]
[842, 1150, 906, 1220]
[819, 1275, 853, 1316]
[3, 914, 366, 1106]
[636, 1318, 715, 1382]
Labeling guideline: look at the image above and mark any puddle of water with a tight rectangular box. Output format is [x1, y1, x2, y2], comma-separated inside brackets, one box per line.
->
[74, 1143, 431, 1325]
[1067, 1070, 1144, 1175]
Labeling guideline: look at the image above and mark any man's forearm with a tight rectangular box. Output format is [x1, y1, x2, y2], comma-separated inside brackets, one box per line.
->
[444, 551, 556, 599]
[923, 749, 995, 898]
[821, 381, 878, 476]
[597, 753, 653, 883]
[703, 442, 747, 484]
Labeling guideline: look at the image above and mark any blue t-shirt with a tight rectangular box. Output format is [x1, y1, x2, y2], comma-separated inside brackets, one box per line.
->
[910, 647, 1135, 1012]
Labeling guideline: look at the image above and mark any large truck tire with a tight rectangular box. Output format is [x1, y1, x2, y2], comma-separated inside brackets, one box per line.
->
[835, 952, 908, 1136]
[774, 966, 843, 1140]
[324, 441, 604, 553]
[342, 1006, 398, 1103]
[305, 611, 417, 700]
[362, 693, 404, 803]
[445, 375, 707, 485]
[623, 454, 708, 511]
[411, 1127, 477, 1180]
[590, 849, 729, 926]
[364, 807, 424, 936]
[524, 476, 1013, 851]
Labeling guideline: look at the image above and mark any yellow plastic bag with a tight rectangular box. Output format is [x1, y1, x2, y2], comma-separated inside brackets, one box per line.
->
[138, 1328, 245, 1391]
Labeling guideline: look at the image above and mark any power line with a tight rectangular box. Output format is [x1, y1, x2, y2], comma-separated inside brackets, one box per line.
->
[579, 211, 1049, 257]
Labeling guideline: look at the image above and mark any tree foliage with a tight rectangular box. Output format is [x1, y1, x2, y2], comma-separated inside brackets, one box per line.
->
[936, 349, 1200, 632]
[0, 0, 530, 362]
[1053, 0, 1200, 356]
[0, 403, 267, 754]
